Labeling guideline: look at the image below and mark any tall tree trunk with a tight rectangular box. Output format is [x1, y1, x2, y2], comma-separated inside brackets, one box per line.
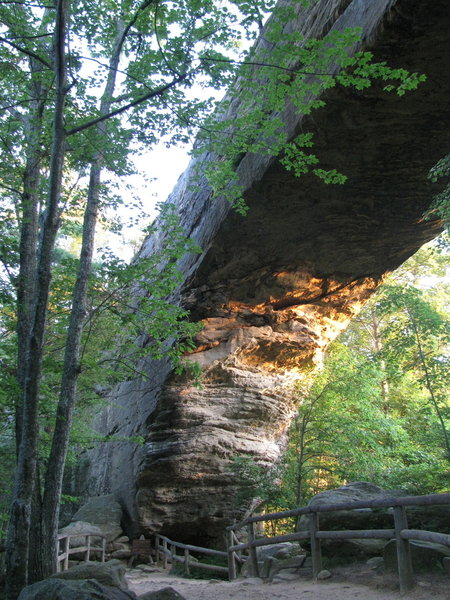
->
[5, 0, 68, 596]
[16, 56, 48, 590]
[370, 311, 390, 411]
[15, 15, 49, 454]
[39, 18, 126, 579]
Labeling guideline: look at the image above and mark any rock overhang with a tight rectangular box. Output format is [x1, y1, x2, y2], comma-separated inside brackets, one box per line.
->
[177, 0, 448, 377]
[79, 0, 449, 545]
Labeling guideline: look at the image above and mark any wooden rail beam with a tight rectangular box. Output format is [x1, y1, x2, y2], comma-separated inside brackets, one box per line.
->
[227, 493, 450, 529]
[401, 529, 450, 547]
[153, 534, 228, 576]
[316, 529, 395, 540]
[225, 492, 450, 587]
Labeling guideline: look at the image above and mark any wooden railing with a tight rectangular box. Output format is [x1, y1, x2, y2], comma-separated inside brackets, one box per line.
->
[226, 492, 450, 593]
[56, 532, 106, 572]
[154, 534, 229, 576]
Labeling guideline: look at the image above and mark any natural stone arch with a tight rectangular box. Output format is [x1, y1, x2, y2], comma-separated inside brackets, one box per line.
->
[78, 0, 449, 546]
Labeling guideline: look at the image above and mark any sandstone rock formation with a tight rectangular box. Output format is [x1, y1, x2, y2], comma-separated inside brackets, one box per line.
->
[77, 0, 450, 545]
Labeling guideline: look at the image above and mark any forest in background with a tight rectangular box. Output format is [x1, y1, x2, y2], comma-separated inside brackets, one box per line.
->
[233, 235, 450, 520]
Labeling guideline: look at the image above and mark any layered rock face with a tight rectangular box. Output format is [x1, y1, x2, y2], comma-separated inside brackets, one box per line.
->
[78, 0, 449, 545]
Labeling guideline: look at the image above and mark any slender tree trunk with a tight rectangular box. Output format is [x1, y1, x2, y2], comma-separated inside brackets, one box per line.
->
[13, 15, 51, 586]
[370, 311, 390, 411]
[295, 416, 307, 506]
[15, 28, 48, 454]
[39, 19, 126, 579]
[5, 0, 68, 596]
[16, 58, 48, 590]
[28, 469, 44, 584]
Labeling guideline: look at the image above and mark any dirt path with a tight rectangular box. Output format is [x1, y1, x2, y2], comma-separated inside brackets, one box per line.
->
[126, 568, 450, 600]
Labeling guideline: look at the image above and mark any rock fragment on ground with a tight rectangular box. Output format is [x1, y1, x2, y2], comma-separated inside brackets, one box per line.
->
[317, 569, 332, 580]
[366, 556, 384, 570]
[50, 559, 128, 589]
[138, 587, 186, 600]
[18, 578, 138, 600]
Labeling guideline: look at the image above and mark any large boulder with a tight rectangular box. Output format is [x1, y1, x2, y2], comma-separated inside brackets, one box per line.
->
[58, 521, 104, 548]
[256, 542, 303, 561]
[18, 578, 137, 600]
[50, 559, 128, 589]
[297, 482, 450, 563]
[384, 539, 450, 572]
[406, 504, 450, 535]
[297, 482, 399, 561]
[298, 482, 450, 533]
[297, 482, 398, 532]
[316, 538, 387, 563]
[70, 495, 123, 542]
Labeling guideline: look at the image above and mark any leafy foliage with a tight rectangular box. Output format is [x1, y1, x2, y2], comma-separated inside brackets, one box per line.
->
[428, 154, 450, 228]
[234, 240, 449, 517]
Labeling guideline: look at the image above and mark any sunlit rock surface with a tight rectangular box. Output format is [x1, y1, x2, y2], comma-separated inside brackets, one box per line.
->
[77, 0, 449, 545]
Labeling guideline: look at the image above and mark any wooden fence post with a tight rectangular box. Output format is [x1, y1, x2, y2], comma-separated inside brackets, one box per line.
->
[247, 523, 259, 577]
[308, 511, 322, 579]
[162, 538, 168, 569]
[184, 548, 190, 576]
[56, 537, 61, 573]
[85, 535, 91, 562]
[226, 529, 236, 581]
[155, 535, 160, 565]
[63, 535, 70, 571]
[234, 531, 243, 566]
[393, 505, 415, 593]
[170, 543, 175, 568]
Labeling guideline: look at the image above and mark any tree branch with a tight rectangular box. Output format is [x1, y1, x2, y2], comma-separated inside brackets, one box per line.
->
[199, 54, 334, 77]
[66, 73, 188, 136]
[0, 35, 51, 68]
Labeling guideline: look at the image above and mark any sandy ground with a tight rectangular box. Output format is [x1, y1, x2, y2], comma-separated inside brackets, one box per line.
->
[126, 567, 450, 600]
